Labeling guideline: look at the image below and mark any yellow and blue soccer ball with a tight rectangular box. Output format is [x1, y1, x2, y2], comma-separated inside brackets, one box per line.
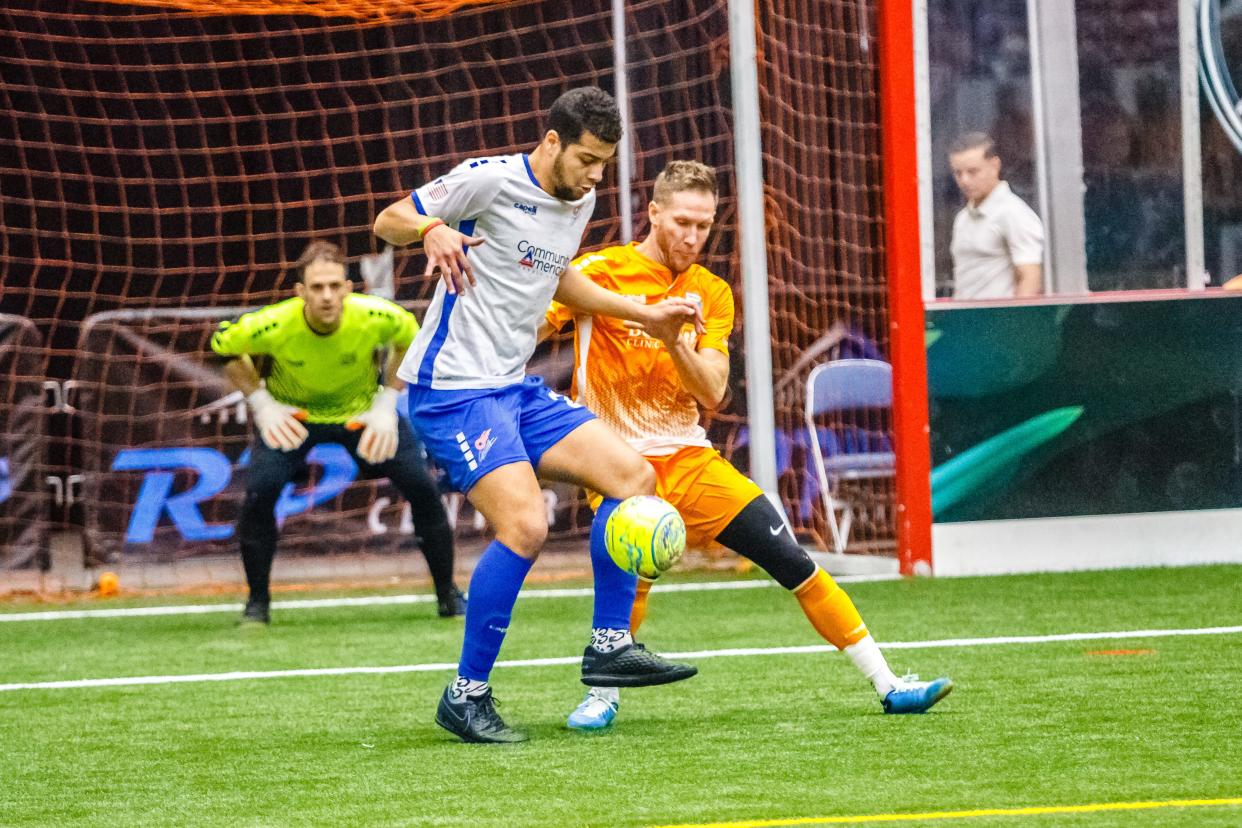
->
[605, 495, 686, 580]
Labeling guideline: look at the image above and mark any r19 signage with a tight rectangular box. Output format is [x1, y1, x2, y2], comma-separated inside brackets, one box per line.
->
[110, 445, 357, 543]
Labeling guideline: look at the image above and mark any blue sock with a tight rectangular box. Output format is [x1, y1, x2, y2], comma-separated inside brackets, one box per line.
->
[590, 497, 637, 630]
[458, 540, 533, 681]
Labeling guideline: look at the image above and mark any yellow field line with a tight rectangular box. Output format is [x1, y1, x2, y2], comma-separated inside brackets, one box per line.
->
[649, 797, 1242, 827]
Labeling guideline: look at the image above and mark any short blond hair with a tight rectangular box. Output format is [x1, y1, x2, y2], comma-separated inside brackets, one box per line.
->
[652, 160, 718, 204]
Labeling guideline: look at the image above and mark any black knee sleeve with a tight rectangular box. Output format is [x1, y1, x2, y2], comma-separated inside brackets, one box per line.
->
[714, 496, 816, 590]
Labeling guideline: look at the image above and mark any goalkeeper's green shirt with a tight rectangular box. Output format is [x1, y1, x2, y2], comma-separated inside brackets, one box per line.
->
[211, 294, 418, 424]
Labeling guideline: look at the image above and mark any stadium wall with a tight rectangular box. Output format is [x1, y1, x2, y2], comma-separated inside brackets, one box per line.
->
[925, 291, 1242, 575]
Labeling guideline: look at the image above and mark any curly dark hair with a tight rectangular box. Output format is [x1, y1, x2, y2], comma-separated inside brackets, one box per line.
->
[547, 86, 622, 145]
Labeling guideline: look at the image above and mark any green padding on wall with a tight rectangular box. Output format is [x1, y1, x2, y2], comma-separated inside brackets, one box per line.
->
[931, 406, 1085, 516]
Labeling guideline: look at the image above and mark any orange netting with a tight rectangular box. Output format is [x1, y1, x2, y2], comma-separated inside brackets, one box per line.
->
[0, 0, 894, 575]
[747, 0, 894, 553]
[92, 0, 529, 23]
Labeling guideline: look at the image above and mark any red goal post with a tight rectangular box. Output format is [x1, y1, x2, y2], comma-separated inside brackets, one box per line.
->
[878, 0, 934, 575]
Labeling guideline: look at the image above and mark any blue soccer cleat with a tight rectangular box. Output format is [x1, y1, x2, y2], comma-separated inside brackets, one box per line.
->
[567, 688, 619, 730]
[882, 676, 954, 714]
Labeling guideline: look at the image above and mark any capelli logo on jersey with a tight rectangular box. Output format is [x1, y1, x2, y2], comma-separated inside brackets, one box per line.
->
[516, 240, 570, 275]
[513, 201, 538, 216]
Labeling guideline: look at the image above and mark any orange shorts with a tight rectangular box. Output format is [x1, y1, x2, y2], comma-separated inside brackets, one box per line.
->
[591, 445, 764, 550]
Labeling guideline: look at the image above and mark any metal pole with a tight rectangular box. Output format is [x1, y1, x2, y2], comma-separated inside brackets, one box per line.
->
[728, 0, 779, 496]
[913, 0, 935, 302]
[1180, 0, 1206, 289]
[612, 0, 634, 243]
[1025, 0, 1052, 286]
[1027, 0, 1089, 294]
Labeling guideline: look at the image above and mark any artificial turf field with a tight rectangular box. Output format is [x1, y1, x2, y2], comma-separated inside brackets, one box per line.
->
[1, 564, 1239, 827]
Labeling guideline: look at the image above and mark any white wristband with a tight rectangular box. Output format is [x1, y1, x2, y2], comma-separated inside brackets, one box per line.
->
[246, 387, 276, 408]
[372, 386, 400, 413]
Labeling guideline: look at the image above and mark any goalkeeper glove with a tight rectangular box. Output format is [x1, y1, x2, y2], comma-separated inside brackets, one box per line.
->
[247, 387, 308, 451]
[348, 386, 400, 465]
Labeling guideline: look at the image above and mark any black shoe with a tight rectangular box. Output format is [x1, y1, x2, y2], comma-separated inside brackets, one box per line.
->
[239, 596, 270, 625]
[580, 642, 698, 688]
[435, 686, 528, 744]
[436, 586, 467, 618]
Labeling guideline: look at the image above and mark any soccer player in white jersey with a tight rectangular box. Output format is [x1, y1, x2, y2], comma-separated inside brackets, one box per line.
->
[373, 87, 700, 744]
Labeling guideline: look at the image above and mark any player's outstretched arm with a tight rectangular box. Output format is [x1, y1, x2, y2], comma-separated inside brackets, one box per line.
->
[665, 340, 729, 410]
[373, 197, 440, 247]
[222, 354, 262, 397]
[554, 265, 704, 334]
[373, 198, 484, 295]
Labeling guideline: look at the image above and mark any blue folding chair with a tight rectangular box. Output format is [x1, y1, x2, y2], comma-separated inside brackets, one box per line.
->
[804, 359, 896, 554]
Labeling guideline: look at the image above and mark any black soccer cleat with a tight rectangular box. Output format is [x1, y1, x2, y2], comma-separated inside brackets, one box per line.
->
[239, 596, 270, 626]
[436, 586, 467, 618]
[435, 686, 528, 744]
[580, 642, 698, 688]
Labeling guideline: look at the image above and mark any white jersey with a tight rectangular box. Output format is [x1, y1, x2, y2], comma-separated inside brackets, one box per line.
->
[950, 181, 1044, 300]
[397, 153, 596, 390]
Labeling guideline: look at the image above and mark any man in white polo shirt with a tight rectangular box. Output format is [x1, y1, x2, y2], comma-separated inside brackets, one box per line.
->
[948, 132, 1044, 299]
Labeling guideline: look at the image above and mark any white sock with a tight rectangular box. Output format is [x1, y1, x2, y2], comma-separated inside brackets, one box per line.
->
[589, 686, 620, 705]
[844, 635, 900, 698]
[448, 675, 488, 703]
[590, 627, 633, 653]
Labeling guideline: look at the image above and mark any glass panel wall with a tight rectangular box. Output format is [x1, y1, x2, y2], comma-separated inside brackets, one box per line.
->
[927, 0, 1037, 299]
[1204, 2, 1242, 287]
[1077, 0, 1186, 292]
[927, 0, 1202, 299]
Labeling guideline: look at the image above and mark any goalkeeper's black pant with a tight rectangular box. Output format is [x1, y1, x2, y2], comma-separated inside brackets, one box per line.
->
[237, 417, 457, 602]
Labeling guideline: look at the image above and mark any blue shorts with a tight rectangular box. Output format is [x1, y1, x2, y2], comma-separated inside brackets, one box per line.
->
[406, 376, 596, 494]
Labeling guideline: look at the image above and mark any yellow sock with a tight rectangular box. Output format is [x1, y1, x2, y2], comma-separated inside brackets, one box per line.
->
[629, 577, 654, 632]
[793, 567, 869, 649]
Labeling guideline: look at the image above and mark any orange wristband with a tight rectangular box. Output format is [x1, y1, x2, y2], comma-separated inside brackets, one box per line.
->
[418, 218, 445, 240]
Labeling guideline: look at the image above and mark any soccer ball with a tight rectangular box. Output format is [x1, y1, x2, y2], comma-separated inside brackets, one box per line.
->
[605, 496, 686, 580]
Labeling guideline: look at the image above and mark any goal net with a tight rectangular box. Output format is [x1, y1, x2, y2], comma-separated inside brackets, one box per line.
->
[0, 0, 895, 582]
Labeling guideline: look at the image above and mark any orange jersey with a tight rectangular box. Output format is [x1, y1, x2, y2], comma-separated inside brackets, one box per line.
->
[546, 243, 734, 456]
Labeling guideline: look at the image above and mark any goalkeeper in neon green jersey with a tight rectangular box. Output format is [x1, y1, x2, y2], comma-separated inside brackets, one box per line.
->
[211, 240, 464, 625]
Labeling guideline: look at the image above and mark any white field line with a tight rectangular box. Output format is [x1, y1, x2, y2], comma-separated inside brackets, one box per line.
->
[2, 624, 1240, 693]
[0, 576, 898, 623]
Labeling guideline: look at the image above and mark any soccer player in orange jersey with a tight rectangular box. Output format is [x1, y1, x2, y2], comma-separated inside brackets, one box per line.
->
[540, 161, 953, 729]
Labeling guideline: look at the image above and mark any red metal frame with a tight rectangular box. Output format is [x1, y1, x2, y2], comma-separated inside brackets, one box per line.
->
[877, 0, 934, 575]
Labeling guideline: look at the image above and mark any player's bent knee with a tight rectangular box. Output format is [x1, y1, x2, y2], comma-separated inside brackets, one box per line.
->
[611, 456, 656, 499]
[635, 460, 657, 495]
[493, 510, 548, 558]
[715, 496, 817, 590]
